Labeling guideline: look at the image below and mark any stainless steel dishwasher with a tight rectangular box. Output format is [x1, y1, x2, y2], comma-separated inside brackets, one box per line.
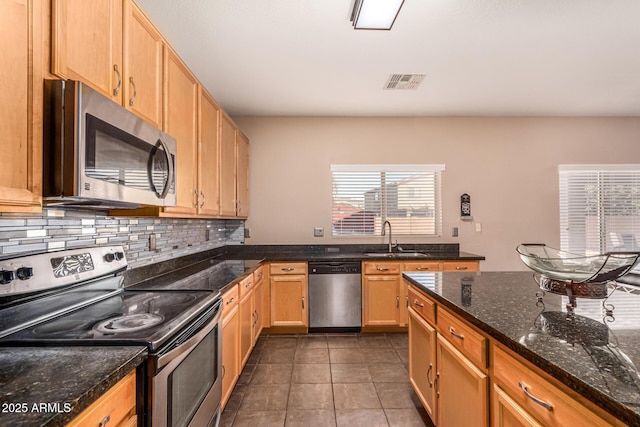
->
[308, 261, 362, 332]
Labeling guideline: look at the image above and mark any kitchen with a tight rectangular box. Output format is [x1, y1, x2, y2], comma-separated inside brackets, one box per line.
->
[1, 1, 640, 426]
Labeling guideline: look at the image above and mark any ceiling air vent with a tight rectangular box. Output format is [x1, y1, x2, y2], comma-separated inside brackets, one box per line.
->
[384, 74, 426, 90]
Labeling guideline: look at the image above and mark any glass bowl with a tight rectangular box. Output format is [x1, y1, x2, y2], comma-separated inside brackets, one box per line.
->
[516, 244, 640, 283]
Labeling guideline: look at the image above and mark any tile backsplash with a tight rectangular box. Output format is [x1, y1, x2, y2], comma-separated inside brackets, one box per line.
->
[0, 209, 244, 268]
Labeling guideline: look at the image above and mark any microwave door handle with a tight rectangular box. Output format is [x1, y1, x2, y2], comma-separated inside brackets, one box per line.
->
[148, 138, 174, 199]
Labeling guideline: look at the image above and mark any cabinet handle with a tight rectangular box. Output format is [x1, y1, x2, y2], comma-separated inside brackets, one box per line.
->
[194, 189, 199, 208]
[377, 267, 389, 271]
[302, 296, 305, 309]
[281, 267, 295, 272]
[435, 372, 440, 397]
[200, 191, 206, 208]
[427, 363, 433, 387]
[99, 415, 111, 427]
[455, 266, 468, 270]
[396, 296, 400, 307]
[448, 326, 465, 340]
[405, 295, 408, 307]
[222, 364, 226, 379]
[245, 282, 252, 287]
[129, 77, 137, 106]
[416, 267, 431, 271]
[519, 382, 553, 411]
[413, 299, 424, 308]
[113, 65, 121, 96]
[252, 311, 256, 326]
[226, 297, 235, 305]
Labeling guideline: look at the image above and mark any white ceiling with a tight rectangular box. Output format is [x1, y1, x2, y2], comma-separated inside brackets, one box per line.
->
[135, 0, 640, 117]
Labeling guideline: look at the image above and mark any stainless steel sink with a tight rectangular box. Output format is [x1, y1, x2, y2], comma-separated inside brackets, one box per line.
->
[363, 252, 430, 258]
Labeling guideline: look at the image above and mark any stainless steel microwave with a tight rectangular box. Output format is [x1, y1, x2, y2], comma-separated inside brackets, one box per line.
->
[43, 80, 176, 209]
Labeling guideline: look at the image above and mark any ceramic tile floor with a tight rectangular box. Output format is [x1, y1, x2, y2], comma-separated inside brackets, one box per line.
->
[220, 332, 435, 427]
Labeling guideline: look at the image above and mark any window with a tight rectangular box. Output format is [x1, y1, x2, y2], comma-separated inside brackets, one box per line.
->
[559, 165, 640, 255]
[331, 164, 444, 237]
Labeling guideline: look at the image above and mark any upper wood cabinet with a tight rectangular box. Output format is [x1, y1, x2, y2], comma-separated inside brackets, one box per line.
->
[123, 0, 163, 128]
[163, 47, 198, 215]
[51, 0, 123, 104]
[0, 0, 42, 213]
[51, 0, 163, 128]
[236, 130, 249, 218]
[219, 113, 237, 217]
[197, 89, 221, 216]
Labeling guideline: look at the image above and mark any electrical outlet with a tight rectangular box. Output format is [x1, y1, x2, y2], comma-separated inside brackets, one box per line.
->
[476, 223, 482, 232]
[244, 228, 251, 238]
[314, 227, 324, 237]
[452, 227, 458, 237]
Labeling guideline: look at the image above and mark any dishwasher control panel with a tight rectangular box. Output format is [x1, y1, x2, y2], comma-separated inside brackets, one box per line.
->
[309, 262, 361, 274]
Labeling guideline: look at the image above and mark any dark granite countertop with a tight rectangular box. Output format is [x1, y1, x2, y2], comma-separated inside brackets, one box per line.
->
[225, 243, 484, 262]
[404, 271, 640, 426]
[0, 346, 146, 426]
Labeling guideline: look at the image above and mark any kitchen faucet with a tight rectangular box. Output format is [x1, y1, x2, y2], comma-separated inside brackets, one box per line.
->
[382, 220, 393, 253]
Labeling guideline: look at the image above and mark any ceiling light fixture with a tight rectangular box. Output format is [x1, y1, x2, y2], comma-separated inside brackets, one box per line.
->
[351, 0, 405, 30]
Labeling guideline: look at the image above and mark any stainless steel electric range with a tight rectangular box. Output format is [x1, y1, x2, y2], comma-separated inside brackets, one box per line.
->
[0, 246, 223, 427]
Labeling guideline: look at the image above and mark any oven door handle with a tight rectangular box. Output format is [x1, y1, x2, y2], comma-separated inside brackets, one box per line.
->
[156, 302, 221, 371]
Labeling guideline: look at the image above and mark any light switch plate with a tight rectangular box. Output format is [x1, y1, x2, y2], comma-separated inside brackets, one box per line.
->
[452, 227, 458, 237]
[314, 227, 324, 237]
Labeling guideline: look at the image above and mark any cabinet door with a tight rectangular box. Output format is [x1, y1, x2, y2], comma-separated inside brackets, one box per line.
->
[219, 113, 237, 216]
[162, 47, 198, 215]
[236, 130, 249, 218]
[51, 0, 122, 103]
[197, 89, 221, 216]
[0, 0, 42, 213]
[436, 334, 488, 427]
[493, 384, 543, 427]
[362, 275, 401, 326]
[441, 260, 480, 272]
[270, 275, 308, 327]
[221, 305, 239, 410]
[408, 307, 437, 423]
[123, 0, 163, 128]
[252, 279, 264, 344]
[238, 290, 254, 368]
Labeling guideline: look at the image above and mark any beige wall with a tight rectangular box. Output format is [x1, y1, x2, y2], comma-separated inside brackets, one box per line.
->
[233, 116, 640, 271]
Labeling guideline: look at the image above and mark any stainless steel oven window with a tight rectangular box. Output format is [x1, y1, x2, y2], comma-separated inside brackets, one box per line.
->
[84, 113, 175, 195]
[168, 326, 218, 427]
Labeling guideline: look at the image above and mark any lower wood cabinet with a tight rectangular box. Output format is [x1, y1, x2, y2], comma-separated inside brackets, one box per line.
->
[269, 262, 308, 329]
[238, 274, 255, 368]
[408, 284, 488, 427]
[363, 274, 402, 326]
[408, 306, 437, 420]
[221, 284, 239, 409]
[437, 333, 488, 427]
[66, 370, 136, 427]
[492, 345, 620, 427]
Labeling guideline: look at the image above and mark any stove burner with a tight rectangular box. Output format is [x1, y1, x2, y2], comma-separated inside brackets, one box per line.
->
[93, 313, 165, 334]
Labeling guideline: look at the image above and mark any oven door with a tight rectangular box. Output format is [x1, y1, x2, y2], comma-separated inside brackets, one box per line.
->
[150, 300, 222, 427]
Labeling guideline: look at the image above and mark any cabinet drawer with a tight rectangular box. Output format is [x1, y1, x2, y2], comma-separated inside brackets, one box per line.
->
[363, 261, 401, 275]
[238, 273, 254, 299]
[269, 262, 307, 275]
[254, 265, 265, 285]
[222, 284, 239, 318]
[66, 370, 136, 427]
[408, 285, 435, 326]
[441, 261, 479, 272]
[437, 307, 487, 369]
[403, 261, 440, 272]
[493, 345, 615, 427]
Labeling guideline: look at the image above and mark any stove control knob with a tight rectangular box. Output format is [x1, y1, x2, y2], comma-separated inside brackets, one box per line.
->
[0, 270, 14, 285]
[104, 253, 115, 263]
[114, 251, 124, 261]
[16, 267, 33, 281]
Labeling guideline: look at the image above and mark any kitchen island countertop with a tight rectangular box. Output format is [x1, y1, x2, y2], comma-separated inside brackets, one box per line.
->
[404, 270, 640, 426]
[0, 346, 147, 426]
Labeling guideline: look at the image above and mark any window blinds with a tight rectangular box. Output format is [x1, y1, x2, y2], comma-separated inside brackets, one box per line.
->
[331, 164, 445, 237]
[559, 165, 640, 256]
